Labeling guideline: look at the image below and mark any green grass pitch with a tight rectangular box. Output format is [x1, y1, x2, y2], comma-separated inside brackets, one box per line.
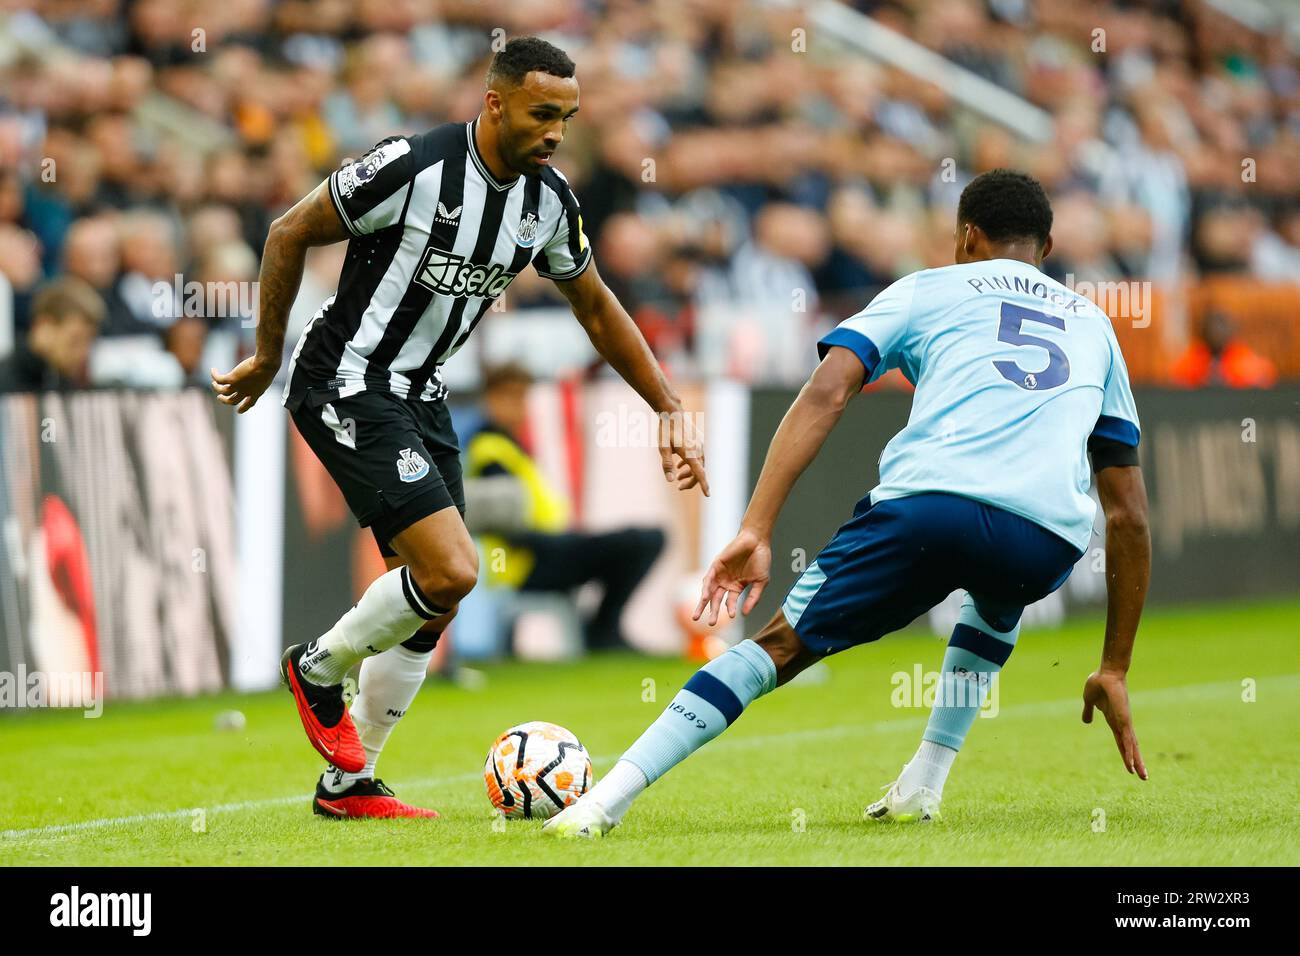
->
[2, 599, 1298, 866]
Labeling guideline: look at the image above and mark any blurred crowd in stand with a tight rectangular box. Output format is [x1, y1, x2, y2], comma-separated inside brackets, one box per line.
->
[1, 0, 1296, 393]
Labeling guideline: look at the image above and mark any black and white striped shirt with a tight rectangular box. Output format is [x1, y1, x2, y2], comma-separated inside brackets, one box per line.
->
[282, 118, 591, 412]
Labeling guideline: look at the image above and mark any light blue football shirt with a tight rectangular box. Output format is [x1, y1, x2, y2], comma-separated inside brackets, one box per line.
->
[819, 258, 1140, 552]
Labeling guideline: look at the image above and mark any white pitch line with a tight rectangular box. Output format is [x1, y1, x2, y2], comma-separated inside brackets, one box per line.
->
[0, 772, 481, 842]
[2, 672, 1294, 842]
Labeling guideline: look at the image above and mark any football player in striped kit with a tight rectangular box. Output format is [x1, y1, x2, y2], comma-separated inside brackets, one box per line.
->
[213, 37, 707, 819]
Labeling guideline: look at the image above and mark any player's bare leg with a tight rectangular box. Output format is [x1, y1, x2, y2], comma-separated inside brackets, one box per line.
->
[545, 612, 818, 838]
[282, 506, 476, 781]
[753, 612, 824, 686]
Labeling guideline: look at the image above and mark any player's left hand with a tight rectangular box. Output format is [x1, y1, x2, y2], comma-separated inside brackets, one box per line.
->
[1082, 669, 1148, 780]
[658, 410, 709, 496]
[693, 529, 770, 626]
[211, 355, 277, 414]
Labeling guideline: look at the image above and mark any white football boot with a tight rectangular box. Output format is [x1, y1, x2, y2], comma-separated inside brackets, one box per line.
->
[865, 775, 942, 823]
[542, 796, 617, 839]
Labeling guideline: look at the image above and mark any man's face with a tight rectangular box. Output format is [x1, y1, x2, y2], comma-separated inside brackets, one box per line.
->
[494, 72, 580, 175]
[33, 313, 97, 381]
[66, 221, 120, 289]
[167, 315, 207, 376]
[485, 379, 530, 434]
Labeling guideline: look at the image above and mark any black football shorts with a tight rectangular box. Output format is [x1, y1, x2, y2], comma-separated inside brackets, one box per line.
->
[290, 389, 466, 558]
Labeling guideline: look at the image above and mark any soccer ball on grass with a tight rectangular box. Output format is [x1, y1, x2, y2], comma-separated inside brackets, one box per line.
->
[484, 721, 593, 820]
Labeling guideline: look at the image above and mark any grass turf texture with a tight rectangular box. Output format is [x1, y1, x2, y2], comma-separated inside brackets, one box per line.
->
[2, 599, 1297, 866]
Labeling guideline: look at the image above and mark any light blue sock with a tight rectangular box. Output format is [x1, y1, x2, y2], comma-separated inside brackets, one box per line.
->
[922, 596, 1019, 751]
[622, 640, 778, 784]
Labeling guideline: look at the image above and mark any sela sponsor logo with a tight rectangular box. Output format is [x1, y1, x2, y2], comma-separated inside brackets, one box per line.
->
[413, 248, 517, 298]
[396, 447, 430, 483]
[435, 201, 462, 224]
[516, 211, 539, 248]
[50, 886, 151, 936]
[0, 667, 103, 718]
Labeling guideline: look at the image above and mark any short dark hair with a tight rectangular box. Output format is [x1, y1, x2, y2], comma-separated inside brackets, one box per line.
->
[957, 169, 1053, 248]
[486, 37, 576, 90]
[483, 362, 533, 392]
[32, 277, 106, 327]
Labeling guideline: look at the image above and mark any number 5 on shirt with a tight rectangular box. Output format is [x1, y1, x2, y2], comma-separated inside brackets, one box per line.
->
[993, 301, 1070, 391]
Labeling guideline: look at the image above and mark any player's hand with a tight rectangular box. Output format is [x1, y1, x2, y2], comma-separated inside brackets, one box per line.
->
[211, 355, 277, 414]
[658, 409, 709, 496]
[693, 528, 770, 626]
[1082, 669, 1148, 780]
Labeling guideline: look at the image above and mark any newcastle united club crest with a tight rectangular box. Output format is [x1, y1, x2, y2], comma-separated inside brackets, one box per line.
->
[517, 212, 539, 248]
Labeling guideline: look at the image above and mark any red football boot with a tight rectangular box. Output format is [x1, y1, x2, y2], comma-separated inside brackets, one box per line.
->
[312, 777, 441, 819]
[279, 642, 366, 773]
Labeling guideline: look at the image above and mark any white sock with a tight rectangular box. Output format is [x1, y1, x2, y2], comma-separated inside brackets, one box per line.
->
[581, 759, 648, 823]
[898, 739, 958, 798]
[300, 566, 445, 686]
[321, 644, 432, 792]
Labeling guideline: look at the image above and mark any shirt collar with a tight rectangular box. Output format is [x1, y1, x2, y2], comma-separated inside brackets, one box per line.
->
[467, 118, 521, 192]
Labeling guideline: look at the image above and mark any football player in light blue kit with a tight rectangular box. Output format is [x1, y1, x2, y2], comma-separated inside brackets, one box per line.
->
[547, 170, 1151, 838]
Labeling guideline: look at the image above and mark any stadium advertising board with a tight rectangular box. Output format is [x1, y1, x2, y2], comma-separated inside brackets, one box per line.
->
[0, 390, 236, 702]
[745, 386, 1300, 636]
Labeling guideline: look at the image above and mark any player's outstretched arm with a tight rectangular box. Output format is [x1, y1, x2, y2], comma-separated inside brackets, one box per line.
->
[211, 181, 351, 413]
[554, 262, 708, 495]
[1083, 463, 1151, 779]
[693, 346, 864, 625]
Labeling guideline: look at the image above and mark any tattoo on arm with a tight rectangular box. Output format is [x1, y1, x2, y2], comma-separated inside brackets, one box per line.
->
[254, 182, 350, 364]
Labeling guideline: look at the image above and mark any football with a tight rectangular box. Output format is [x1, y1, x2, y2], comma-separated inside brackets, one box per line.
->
[484, 721, 593, 820]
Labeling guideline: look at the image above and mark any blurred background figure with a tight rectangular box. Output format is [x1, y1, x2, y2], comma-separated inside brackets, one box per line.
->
[464, 364, 666, 652]
[1170, 309, 1277, 389]
[0, 277, 105, 393]
[162, 313, 210, 387]
[0, 0, 1296, 388]
[60, 216, 140, 336]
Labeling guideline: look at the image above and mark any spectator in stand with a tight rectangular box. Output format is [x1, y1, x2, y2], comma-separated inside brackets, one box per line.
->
[163, 314, 209, 387]
[1170, 310, 1277, 389]
[2, 0, 1297, 387]
[1046, 191, 1124, 285]
[0, 221, 43, 337]
[814, 186, 891, 316]
[61, 216, 143, 336]
[596, 213, 694, 366]
[0, 278, 105, 393]
[192, 237, 259, 332]
[115, 210, 180, 330]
